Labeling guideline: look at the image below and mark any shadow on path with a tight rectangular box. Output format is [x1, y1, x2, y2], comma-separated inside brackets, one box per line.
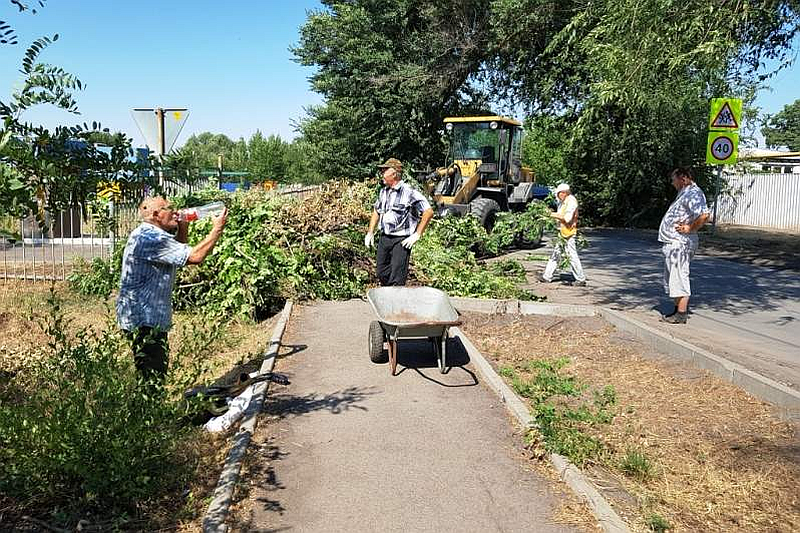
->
[579, 229, 800, 316]
[391, 336, 479, 387]
[264, 386, 378, 419]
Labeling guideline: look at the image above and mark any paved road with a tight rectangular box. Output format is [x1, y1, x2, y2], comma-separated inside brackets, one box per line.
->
[250, 300, 579, 533]
[513, 229, 800, 391]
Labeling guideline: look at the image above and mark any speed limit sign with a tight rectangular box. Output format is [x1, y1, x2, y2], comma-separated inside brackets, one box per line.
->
[706, 131, 738, 165]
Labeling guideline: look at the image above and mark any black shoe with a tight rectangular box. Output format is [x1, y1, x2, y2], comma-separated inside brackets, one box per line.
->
[661, 311, 687, 324]
[538, 274, 553, 283]
[568, 280, 587, 287]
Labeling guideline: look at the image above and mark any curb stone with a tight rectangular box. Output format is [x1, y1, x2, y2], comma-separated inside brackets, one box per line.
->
[452, 297, 800, 419]
[203, 300, 294, 533]
[452, 327, 630, 533]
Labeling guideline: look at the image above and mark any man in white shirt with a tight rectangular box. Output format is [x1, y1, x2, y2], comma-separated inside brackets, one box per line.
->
[540, 183, 586, 286]
[658, 168, 710, 324]
[364, 158, 434, 286]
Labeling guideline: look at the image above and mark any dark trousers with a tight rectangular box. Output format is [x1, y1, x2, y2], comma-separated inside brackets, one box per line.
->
[376, 234, 411, 286]
[126, 327, 169, 383]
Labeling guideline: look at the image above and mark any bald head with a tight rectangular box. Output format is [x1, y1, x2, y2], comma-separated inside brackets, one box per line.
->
[139, 196, 178, 232]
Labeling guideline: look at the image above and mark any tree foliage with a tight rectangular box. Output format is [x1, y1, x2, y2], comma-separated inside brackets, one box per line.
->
[489, 0, 799, 225]
[0, 2, 146, 219]
[762, 98, 800, 150]
[292, 0, 493, 178]
[178, 130, 319, 183]
[294, 0, 799, 225]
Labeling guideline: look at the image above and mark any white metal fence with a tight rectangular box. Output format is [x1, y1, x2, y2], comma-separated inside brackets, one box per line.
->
[0, 181, 320, 282]
[715, 172, 800, 230]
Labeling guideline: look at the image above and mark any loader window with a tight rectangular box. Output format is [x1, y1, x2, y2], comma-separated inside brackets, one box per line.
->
[451, 123, 499, 161]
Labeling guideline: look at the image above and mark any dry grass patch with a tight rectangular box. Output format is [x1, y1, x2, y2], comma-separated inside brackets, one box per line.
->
[461, 311, 800, 532]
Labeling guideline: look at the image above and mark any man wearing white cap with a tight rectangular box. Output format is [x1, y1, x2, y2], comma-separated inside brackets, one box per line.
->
[539, 183, 587, 286]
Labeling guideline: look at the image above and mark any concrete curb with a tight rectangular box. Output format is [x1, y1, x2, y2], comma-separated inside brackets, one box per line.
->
[453, 297, 800, 419]
[452, 327, 630, 533]
[452, 297, 597, 317]
[203, 300, 294, 533]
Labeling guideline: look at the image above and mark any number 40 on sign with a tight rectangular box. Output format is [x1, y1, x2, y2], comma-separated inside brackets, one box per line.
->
[706, 131, 738, 165]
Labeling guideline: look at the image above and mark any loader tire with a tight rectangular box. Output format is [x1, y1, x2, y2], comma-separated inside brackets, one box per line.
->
[470, 198, 501, 232]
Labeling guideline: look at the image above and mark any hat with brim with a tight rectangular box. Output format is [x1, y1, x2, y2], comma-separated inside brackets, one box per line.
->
[378, 157, 402, 173]
[555, 183, 570, 194]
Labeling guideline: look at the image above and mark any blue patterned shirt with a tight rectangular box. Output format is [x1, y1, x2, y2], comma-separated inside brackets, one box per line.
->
[116, 223, 191, 331]
[373, 181, 431, 237]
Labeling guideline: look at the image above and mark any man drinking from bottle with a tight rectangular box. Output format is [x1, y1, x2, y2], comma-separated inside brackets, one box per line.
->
[116, 196, 227, 383]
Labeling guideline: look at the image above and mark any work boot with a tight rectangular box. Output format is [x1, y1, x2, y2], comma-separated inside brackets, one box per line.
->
[661, 311, 687, 324]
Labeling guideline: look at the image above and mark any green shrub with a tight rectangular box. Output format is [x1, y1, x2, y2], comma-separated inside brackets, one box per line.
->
[412, 216, 541, 301]
[67, 242, 124, 298]
[0, 291, 203, 516]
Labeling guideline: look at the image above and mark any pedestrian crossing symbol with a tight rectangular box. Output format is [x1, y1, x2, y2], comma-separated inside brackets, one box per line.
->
[709, 98, 742, 130]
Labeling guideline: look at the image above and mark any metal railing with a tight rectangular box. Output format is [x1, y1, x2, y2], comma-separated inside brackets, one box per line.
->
[0, 179, 320, 282]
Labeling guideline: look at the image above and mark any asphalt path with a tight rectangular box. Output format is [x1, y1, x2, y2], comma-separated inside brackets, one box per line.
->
[514, 229, 800, 391]
[250, 300, 579, 533]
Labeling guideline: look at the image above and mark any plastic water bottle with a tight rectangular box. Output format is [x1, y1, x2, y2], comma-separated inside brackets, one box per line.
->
[180, 201, 225, 222]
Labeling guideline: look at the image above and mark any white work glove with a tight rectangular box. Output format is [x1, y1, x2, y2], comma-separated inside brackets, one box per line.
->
[401, 232, 420, 249]
[364, 231, 375, 248]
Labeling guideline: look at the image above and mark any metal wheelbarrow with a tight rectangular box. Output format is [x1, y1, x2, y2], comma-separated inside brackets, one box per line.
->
[367, 286, 462, 375]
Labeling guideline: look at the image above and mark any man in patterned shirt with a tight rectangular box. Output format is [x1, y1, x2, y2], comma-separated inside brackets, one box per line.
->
[658, 167, 710, 324]
[117, 196, 227, 382]
[364, 158, 434, 286]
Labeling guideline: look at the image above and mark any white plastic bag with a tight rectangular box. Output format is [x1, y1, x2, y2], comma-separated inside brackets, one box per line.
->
[204, 383, 256, 433]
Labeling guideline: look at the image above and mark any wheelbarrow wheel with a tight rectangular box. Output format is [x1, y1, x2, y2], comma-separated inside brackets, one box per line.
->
[369, 321, 388, 363]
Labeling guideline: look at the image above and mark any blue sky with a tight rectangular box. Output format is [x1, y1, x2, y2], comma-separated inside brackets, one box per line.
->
[0, 1, 798, 150]
[0, 0, 324, 146]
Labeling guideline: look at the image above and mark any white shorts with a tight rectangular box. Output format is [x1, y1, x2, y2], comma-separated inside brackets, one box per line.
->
[662, 240, 697, 298]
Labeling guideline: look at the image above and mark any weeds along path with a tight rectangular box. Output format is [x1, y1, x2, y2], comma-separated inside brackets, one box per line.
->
[241, 299, 584, 532]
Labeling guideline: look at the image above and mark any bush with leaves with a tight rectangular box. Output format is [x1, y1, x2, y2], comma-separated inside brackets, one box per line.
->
[67, 243, 124, 297]
[69, 180, 548, 316]
[0, 291, 212, 522]
[412, 215, 539, 300]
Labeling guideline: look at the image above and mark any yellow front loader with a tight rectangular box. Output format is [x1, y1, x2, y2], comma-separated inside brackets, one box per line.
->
[422, 116, 547, 230]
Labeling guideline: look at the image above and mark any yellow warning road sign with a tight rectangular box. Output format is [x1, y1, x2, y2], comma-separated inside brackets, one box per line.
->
[709, 98, 742, 130]
[706, 131, 738, 164]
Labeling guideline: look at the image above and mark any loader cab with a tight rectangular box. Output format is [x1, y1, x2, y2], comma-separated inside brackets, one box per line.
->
[425, 116, 537, 231]
[445, 116, 524, 186]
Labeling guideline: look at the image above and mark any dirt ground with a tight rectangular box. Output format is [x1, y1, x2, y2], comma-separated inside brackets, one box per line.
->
[460, 311, 800, 533]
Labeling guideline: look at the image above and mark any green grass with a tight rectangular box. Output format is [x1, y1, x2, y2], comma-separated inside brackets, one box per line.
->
[619, 448, 654, 481]
[502, 359, 617, 466]
[645, 512, 671, 532]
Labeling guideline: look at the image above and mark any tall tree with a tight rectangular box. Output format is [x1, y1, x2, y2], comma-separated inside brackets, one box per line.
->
[762, 99, 800, 150]
[293, 0, 492, 178]
[490, 0, 799, 225]
[180, 132, 244, 171]
[248, 131, 287, 181]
